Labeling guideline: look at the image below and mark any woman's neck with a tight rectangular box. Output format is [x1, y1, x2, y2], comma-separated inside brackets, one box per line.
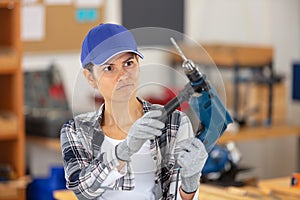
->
[103, 97, 143, 131]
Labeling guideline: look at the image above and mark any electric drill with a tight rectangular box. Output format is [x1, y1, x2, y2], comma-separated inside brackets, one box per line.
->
[160, 38, 233, 152]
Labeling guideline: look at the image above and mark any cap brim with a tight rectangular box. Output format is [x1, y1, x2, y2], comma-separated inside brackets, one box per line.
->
[91, 48, 144, 66]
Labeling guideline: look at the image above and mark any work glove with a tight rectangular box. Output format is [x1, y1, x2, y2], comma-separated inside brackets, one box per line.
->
[177, 137, 208, 193]
[115, 110, 165, 162]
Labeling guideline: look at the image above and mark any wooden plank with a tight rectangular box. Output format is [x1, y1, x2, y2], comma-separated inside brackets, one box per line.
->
[53, 189, 76, 200]
[53, 184, 300, 200]
[199, 185, 257, 200]
[258, 177, 300, 198]
[219, 125, 300, 144]
[171, 43, 273, 68]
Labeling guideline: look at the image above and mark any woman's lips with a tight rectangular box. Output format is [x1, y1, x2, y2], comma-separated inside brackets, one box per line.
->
[116, 83, 134, 90]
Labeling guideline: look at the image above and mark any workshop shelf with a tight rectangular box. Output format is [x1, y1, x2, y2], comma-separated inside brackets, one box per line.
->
[0, 47, 19, 74]
[0, 1, 25, 200]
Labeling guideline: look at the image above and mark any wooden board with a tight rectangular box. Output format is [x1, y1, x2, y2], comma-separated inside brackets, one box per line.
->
[199, 184, 300, 200]
[258, 177, 300, 198]
[53, 189, 76, 200]
[170, 43, 273, 68]
[23, 4, 105, 52]
[219, 125, 300, 144]
[53, 177, 300, 200]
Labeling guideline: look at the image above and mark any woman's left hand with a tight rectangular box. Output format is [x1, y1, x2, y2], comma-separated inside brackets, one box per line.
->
[176, 137, 208, 193]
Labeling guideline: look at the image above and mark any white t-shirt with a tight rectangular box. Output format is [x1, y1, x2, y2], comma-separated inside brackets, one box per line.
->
[99, 136, 155, 200]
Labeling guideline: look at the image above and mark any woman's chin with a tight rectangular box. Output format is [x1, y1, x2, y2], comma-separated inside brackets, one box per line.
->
[111, 91, 135, 102]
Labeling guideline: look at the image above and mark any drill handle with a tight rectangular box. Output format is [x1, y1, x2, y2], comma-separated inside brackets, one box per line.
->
[155, 83, 194, 122]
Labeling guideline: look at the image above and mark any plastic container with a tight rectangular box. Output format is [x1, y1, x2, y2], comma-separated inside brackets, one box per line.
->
[27, 166, 66, 200]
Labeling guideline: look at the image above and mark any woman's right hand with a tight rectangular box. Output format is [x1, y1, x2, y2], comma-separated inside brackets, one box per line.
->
[115, 110, 165, 161]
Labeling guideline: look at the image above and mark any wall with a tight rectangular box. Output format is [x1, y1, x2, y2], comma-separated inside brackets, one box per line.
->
[185, 0, 300, 73]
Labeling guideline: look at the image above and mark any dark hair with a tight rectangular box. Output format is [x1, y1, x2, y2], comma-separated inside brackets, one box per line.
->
[84, 62, 94, 72]
[84, 53, 139, 73]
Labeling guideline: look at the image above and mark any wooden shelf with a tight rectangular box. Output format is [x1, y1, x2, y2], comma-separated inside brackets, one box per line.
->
[219, 125, 300, 144]
[0, 1, 24, 199]
[0, 176, 30, 200]
[0, 131, 18, 141]
[0, 111, 18, 140]
[171, 43, 273, 68]
[0, 47, 18, 74]
[0, 1, 19, 8]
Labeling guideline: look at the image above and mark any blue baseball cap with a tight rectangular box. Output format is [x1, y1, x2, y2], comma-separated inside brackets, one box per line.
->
[81, 23, 143, 68]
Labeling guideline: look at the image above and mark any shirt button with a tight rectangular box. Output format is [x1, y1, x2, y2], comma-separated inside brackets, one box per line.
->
[153, 156, 157, 160]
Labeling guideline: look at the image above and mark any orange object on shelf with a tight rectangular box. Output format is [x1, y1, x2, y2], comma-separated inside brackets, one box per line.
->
[291, 173, 300, 188]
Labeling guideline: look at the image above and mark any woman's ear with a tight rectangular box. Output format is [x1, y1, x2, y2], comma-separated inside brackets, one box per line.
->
[83, 69, 97, 88]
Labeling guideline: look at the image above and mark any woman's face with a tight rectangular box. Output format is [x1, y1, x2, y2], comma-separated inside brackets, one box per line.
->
[84, 52, 140, 102]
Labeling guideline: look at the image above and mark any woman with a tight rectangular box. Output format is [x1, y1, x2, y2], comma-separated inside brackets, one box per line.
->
[60, 23, 208, 200]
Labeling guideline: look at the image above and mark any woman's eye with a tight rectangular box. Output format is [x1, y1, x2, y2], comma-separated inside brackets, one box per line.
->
[124, 60, 134, 67]
[103, 65, 112, 72]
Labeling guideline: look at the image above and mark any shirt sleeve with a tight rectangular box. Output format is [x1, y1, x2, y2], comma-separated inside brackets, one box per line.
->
[101, 164, 127, 187]
[60, 119, 130, 199]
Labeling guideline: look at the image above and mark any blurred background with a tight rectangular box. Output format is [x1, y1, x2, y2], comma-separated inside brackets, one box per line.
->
[0, 0, 300, 199]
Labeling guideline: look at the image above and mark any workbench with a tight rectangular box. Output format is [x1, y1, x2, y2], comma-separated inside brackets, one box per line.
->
[53, 177, 300, 200]
[198, 176, 300, 200]
[170, 43, 274, 125]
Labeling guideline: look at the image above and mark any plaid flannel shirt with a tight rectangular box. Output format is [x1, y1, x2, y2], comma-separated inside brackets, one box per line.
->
[60, 99, 195, 200]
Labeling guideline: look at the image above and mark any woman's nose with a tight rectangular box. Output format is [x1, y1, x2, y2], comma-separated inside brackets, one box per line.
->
[117, 68, 128, 81]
